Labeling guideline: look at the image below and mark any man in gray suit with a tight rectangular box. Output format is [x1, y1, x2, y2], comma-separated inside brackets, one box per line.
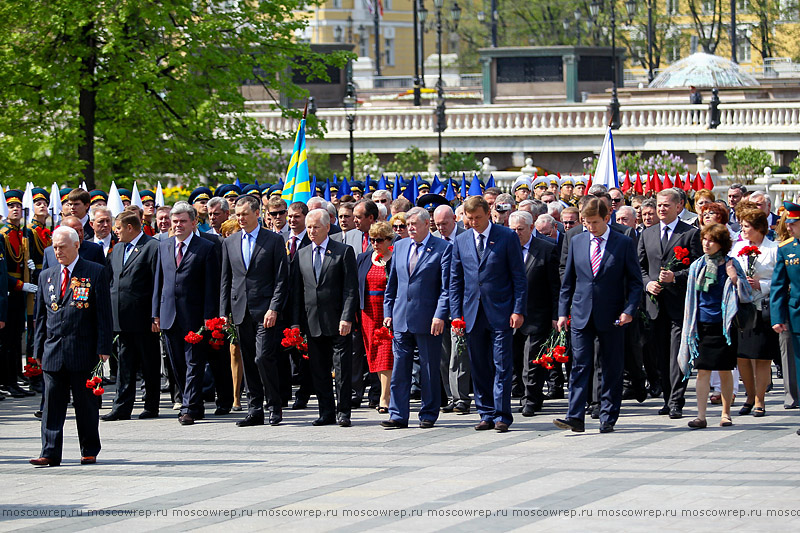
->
[330, 202, 363, 251]
[220, 196, 289, 427]
[432, 204, 471, 414]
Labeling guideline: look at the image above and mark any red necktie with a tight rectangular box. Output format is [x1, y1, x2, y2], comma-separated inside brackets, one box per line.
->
[362, 233, 369, 253]
[61, 267, 69, 298]
[289, 236, 297, 259]
[176, 241, 184, 266]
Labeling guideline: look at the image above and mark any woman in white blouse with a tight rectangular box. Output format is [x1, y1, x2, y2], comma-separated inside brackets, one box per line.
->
[731, 209, 779, 418]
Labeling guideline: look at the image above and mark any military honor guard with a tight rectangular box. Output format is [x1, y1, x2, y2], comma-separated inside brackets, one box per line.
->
[189, 187, 213, 233]
[139, 189, 158, 236]
[512, 176, 532, 204]
[30, 226, 112, 466]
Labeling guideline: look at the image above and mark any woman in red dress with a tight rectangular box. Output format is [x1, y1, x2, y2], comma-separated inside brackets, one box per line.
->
[357, 221, 395, 412]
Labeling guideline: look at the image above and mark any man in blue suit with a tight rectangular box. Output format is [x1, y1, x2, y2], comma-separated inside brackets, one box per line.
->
[42, 216, 106, 269]
[450, 196, 527, 432]
[554, 197, 643, 433]
[382, 207, 451, 429]
[152, 202, 220, 425]
[30, 226, 112, 466]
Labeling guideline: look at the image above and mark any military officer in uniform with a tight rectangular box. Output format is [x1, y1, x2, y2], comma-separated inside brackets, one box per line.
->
[770, 201, 800, 435]
[512, 176, 532, 205]
[189, 187, 213, 233]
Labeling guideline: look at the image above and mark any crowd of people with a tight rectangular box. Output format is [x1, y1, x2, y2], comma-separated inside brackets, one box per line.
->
[2, 174, 798, 467]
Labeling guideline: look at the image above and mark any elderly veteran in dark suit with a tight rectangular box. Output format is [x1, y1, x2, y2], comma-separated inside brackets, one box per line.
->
[30, 226, 112, 466]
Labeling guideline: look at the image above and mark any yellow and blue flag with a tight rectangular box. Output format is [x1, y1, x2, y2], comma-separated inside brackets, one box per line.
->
[281, 117, 311, 204]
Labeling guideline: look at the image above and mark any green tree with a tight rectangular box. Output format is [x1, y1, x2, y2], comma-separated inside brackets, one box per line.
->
[791, 155, 800, 180]
[341, 151, 381, 181]
[306, 149, 335, 185]
[440, 151, 481, 179]
[725, 147, 773, 184]
[0, 0, 350, 190]
[384, 146, 431, 175]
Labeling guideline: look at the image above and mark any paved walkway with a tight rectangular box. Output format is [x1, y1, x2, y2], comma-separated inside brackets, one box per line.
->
[2, 378, 800, 532]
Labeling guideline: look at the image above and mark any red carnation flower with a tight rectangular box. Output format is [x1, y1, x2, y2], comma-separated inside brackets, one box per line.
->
[86, 379, 95, 389]
[184, 331, 203, 344]
[93, 387, 104, 396]
[682, 257, 691, 265]
[211, 330, 224, 340]
[291, 327, 301, 336]
[92, 376, 102, 385]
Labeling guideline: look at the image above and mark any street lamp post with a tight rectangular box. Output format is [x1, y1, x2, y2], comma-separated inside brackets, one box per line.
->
[413, 0, 421, 106]
[646, 0, 654, 83]
[374, 1, 381, 76]
[591, 0, 636, 130]
[476, 6, 498, 47]
[574, 9, 582, 46]
[343, 81, 357, 180]
[419, 4, 428, 88]
[433, 0, 460, 169]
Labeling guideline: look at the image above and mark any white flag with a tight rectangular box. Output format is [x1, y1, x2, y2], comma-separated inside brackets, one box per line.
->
[593, 128, 618, 190]
[107, 182, 125, 217]
[155, 182, 165, 207]
[23, 182, 34, 222]
[48, 182, 62, 225]
[131, 182, 143, 209]
[0, 185, 7, 220]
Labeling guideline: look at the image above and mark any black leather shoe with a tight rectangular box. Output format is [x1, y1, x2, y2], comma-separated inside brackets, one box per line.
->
[474, 420, 495, 431]
[669, 408, 683, 419]
[544, 388, 564, 400]
[410, 390, 421, 400]
[419, 419, 435, 429]
[178, 414, 195, 425]
[3, 385, 27, 398]
[138, 410, 158, 419]
[553, 418, 585, 432]
[441, 401, 456, 413]
[599, 423, 614, 433]
[658, 406, 671, 416]
[236, 414, 264, 427]
[337, 415, 352, 427]
[521, 406, 537, 417]
[590, 404, 600, 419]
[649, 385, 663, 399]
[291, 399, 308, 410]
[34, 410, 42, 419]
[495, 421, 509, 433]
[453, 402, 470, 414]
[269, 411, 283, 426]
[101, 411, 131, 421]
[214, 407, 231, 416]
[312, 417, 335, 426]
[796, 428, 800, 436]
[381, 419, 408, 429]
[635, 387, 648, 403]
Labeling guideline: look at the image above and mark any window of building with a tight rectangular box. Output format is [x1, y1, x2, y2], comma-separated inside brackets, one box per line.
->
[669, 42, 681, 63]
[666, 0, 680, 15]
[497, 57, 563, 83]
[359, 36, 369, 57]
[737, 32, 751, 62]
[384, 0, 392, 10]
[384, 38, 394, 66]
[333, 0, 342, 7]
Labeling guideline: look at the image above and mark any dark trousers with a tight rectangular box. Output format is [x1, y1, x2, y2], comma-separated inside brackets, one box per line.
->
[518, 330, 549, 410]
[236, 314, 281, 415]
[41, 368, 101, 462]
[567, 317, 625, 425]
[291, 348, 315, 402]
[0, 292, 25, 385]
[641, 319, 661, 389]
[351, 328, 379, 405]
[308, 333, 352, 420]
[466, 305, 514, 425]
[277, 348, 292, 406]
[111, 331, 161, 415]
[654, 313, 687, 409]
[389, 331, 442, 423]
[623, 315, 647, 393]
[206, 343, 233, 410]
[164, 328, 206, 417]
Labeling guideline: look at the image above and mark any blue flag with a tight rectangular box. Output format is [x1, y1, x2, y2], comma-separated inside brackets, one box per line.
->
[377, 175, 387, 191]
[281, 118, 311, 204]
[337, 177, 351, 199]
[444, 179, 456, 202]
[323, 178, 331, 201]
[486, 175, 496, 189]
[468, 174, 483, 197]
[460, 173, 468, 199]
[403, 176, 418, 203]
[393, 175, 402, 200]
[234, 177, 242, 189]
[431, 174, 444, 195]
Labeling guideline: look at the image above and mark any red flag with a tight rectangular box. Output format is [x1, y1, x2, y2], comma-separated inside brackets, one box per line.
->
[704, 172, 714, 191]
[621, 170, 632, 193]
[587, 173, 592, 189]
[662, 172, 673, 189]
[644, 172, 652, 195]
[653, 170, 662, 193]
[693, 172, 702, 191]
[684, 170, 693, 191]
[674, 172, 683, 190]
[634, 172, 643, 194]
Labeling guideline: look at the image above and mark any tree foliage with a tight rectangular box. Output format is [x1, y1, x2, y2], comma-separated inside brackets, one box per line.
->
[0, 0, 351, 190]
[341, 151, 381, 181]
[440, 151, 481, 179]
[725, 147, 773, 183]
[384, 146, 431, 175]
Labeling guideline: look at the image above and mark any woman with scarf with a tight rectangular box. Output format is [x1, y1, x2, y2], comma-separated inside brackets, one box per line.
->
[678, 223, 753, 428]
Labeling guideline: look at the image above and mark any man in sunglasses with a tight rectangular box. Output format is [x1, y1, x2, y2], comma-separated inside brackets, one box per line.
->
[267, 197, 290, 241]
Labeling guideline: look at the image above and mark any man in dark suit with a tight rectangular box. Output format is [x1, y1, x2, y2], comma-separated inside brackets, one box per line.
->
[42, 216, 106, 270]
[433, 205, 471, 414]
[292, 208, 359, 427]
[30, 226, 112, 466]
[152, 202, 220, 425]
[450, 196, 527, 433]
[509, 211, 560, 416]
[554, 198, 643, 433]
[381, 207, 451, 429]
[102, 212, 161, 421]
[220, 195, 289, 427]
[639, 188, 702, 419]
[67, 188, 95, 241]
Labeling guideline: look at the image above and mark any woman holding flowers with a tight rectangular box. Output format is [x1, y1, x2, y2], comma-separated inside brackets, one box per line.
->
[679, 224, 753, 429]
[357, 221, 395, 412]
[732, 209, 778, 417]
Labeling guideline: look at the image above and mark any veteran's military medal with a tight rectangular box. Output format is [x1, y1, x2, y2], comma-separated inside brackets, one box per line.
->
[51, 302, 58, 311]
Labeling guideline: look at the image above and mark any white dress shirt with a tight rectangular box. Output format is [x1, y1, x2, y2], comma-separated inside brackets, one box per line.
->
[587, 226, 611, 264]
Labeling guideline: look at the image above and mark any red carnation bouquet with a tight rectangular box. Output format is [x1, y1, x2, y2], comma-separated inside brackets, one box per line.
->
[532, 329, 569, 369]
[374, 326, 393, 348]
[737, 245, 761, 277]
[23, 357, 42, 378]
[451, 317, 467, 352]
[650, 246, 691, 304]
[282, 327, 309, 359]
[184, 316, 238, 350]
[85, 360, 106, 396]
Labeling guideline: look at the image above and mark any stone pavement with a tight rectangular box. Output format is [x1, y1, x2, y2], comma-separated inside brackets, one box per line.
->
[2, 378, 800, 532]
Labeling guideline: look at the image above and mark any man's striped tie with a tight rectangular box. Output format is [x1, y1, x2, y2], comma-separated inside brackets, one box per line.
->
[590, 236, 603, 277]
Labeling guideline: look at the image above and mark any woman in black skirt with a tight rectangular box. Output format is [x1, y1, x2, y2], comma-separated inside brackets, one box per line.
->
[678, 224, 753, 428]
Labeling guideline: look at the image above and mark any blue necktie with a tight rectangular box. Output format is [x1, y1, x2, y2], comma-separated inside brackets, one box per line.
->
[123, 243, 134, 264]
[242, 233, 252, 268]
[313, 246, 323, 281]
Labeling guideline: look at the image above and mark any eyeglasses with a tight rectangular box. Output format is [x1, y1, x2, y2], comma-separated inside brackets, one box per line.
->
[269, 210, 287, 216]
[392, 224, 406, 230]
[611, 197, 624, 203]
[369, 237, 389, 243]
[563, 220, 577, 226]
[375, 198, 389, 203]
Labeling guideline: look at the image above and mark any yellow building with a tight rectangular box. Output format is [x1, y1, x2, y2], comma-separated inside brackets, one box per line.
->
[622, 0, 800, 81]
[299, 0, 458, 78]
